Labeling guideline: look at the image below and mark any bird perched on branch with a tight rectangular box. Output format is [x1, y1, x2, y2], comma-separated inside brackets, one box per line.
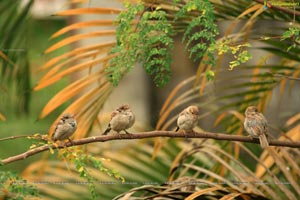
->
[52, 113, 77, 143]
[244, 106, 269, 148]
[103, 104, 135, 135]
[175, 105, 199, 133]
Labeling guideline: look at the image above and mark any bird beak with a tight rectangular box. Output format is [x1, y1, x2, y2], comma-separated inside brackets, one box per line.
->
[70, 121, 76, 128]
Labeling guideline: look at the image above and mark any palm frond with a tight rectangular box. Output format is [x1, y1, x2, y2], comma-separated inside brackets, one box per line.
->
[0, 0, 33, 114]
[22, 139, 182, 199]
[109, 139, 300, 199]
[212, 0, 300, 21]
[34, 2, 119, 136]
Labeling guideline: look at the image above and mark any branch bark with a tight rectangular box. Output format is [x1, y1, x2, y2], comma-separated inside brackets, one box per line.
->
[1, 131, 300, 166]
[253, 0, 300, 16]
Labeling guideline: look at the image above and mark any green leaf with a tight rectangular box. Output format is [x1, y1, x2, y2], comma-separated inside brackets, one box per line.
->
[229, 60, 240, 70]
[205, 70, 215, 81]
[107, 2, 174, 87]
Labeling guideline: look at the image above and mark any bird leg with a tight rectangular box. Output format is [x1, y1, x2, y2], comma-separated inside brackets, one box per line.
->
[183, 130, 188, 139]
[67, 138, 74, 146]
[52, 141, 60, 149]
[247, 135, 260, 143]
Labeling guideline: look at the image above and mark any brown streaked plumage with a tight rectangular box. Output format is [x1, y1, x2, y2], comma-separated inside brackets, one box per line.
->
[244, 106, 269, 148]
[176, 105, 199, 132]
[52, 113, 77, 142]
[103, 104, 135, 135]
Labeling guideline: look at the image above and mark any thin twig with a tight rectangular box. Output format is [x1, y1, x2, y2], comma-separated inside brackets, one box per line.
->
[0, 135, 31, 141]
[0, 135, 45, 141]
[0, 134, 48, 142]
[268, 72, 300, 81]
[1, 131, 300, 166]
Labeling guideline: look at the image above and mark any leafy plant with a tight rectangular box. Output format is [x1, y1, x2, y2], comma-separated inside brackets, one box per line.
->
[176, 0, 219, 62]
[208, 39, 252, 70]
[58, 147, 124, 199]
[108, 2, 174, 87]
[0, 171, 38, 199]
[281, 26, 300, 51]
[21, 139, 177, 199]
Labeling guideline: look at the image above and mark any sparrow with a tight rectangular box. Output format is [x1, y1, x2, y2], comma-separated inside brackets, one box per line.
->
[244, 106, 269, 148]
[175, 105, 199, 132]
[52, 113, 77, 143]
[103, 104, 135, 135]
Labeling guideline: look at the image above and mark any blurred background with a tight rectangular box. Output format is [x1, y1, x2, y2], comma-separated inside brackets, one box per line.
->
[1, 0, 300, 199]
[1, 0, 70, 171]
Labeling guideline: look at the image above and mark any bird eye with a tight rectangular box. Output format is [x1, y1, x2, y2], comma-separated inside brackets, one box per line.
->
[63, 115, 70, 119]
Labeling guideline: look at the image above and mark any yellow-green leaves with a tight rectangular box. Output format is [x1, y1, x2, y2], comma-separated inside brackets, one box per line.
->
[0, 171, 39, 199]
[281, 27, 300, 52]
[59, 148, 125, 199]
[209, 39, 252, 71]
[205, 70, 215, 81]
[229, 50, 252, 70]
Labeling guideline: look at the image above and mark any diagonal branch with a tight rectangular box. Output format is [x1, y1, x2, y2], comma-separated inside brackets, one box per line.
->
[1, 131, 300, 166]
[253, 0, 300, 16]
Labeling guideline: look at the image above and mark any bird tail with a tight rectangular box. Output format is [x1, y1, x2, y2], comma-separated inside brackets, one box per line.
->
[103, 125, 111, 135]
[259, 134, 269, 148]
[175, 126, 179, 132]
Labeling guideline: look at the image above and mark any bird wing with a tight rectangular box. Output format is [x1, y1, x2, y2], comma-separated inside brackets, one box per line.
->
[247, 113, 268, 135]
[52, 122, 62, 141]
[179, 109, 186, 116]
[111, 110, 118, 119]
[53, 119, 64, 135]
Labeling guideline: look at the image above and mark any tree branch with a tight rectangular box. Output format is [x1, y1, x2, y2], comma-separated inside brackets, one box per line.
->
[1, 131, 300, 166]
[253, 0, 300, 16]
